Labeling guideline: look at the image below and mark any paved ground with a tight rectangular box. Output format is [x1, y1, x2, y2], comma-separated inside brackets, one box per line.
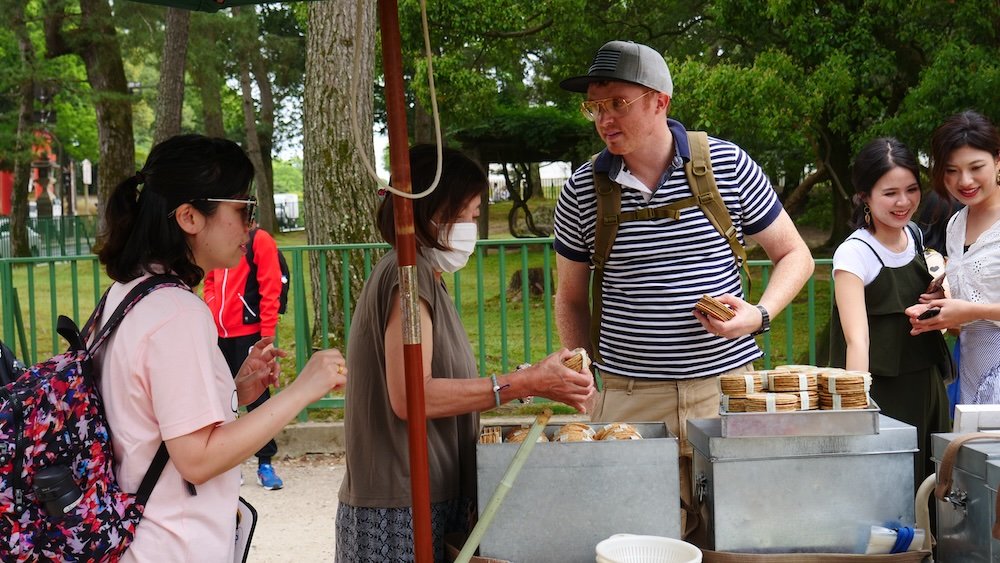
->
[239, 454, 345, 562]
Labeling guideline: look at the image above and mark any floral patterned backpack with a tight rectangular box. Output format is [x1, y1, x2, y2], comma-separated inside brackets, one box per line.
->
[0, 275, 185, 562]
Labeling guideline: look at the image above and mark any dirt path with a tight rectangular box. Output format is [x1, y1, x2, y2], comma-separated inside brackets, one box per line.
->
[239, 454, 345, 562]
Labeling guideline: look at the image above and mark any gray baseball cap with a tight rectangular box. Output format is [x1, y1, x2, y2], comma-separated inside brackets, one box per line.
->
[559, 40, 672, 96]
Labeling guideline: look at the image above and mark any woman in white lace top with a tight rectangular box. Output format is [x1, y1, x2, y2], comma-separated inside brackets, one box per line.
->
[907, 110, 1000, 404]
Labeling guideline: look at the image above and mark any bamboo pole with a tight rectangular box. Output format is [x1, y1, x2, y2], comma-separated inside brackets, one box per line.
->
[378, 1, 433, 561]
[456, 409, 554, 563]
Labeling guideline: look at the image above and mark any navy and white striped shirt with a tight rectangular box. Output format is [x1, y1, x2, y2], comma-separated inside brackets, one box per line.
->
[553, 119, 782, 379]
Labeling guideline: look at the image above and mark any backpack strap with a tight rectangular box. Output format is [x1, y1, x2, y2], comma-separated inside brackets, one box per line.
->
[590, 154, 621, 365]
[684, 130, 747, 269]
[588, 133, 750, 361]
[135, 442, 171, 506]
[87, 274, 189, 355]
[907, 221, 924, 254]
[84, 275, 195, 503]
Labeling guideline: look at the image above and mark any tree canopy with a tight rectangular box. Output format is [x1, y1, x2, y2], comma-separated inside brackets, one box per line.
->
[2, 0, 1000, 249]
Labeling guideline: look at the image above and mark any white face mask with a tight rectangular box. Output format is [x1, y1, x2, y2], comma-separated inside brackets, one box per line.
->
[425, 222, 477, 273]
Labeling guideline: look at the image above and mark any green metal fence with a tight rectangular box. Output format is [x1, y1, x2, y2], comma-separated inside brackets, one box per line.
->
[0, 215, 99, 259]
[0, 239, 834, 419]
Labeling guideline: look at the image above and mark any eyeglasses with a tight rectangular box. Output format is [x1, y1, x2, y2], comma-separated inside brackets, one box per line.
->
[168, 196, 257, 227]
[580, 90, 655, 121]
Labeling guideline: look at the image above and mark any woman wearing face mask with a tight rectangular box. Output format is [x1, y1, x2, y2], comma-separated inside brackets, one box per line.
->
[907, 111, 1000, 404]
[335, 145, 595, 562]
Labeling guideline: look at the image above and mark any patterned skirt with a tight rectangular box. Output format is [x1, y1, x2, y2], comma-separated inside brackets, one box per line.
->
[959, 321, 1000, 404]
[335, 497, 472, 563]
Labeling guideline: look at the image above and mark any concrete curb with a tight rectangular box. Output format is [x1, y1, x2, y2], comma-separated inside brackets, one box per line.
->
[274, 414, 591, 458]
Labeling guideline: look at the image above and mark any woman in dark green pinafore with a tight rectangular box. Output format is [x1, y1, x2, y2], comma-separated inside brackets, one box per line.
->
[830, 138, 952, 487]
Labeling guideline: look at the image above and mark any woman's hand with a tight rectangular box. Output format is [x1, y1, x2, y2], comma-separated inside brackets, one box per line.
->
[526, 349, 596, 413]
[235, 337, 287, 406]
[289, 348, 348, 403]
[905, 298, 970, 335]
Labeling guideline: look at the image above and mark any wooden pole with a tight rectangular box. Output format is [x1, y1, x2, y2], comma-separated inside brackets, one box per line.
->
[377, 1, 433, 561]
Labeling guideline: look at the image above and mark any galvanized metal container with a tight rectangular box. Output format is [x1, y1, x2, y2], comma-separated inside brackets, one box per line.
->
[476, 422, 679, 563]
[931, 432, 1000, 562]
[720, 402, 881, 438]
[688, 415, 917, 553]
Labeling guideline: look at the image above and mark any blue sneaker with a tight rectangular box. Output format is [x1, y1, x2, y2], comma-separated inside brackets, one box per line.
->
[256, 464, 284, 490]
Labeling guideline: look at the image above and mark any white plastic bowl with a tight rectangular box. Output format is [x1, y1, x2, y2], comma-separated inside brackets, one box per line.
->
[595, 534, 702, 563]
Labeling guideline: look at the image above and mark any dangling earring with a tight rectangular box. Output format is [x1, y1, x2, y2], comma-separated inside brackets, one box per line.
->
[995, 167, 1000, 187]
[864, 205, 871, 226]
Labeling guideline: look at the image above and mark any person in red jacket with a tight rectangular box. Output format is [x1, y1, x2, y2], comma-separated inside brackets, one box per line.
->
[204, 224, 286, 490]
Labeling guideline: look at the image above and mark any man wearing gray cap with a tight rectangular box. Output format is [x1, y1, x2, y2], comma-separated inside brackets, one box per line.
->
[553, 40, 813, 534]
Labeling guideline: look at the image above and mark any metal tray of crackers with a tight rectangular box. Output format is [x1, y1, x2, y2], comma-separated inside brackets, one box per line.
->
[719, 399, 881, 438]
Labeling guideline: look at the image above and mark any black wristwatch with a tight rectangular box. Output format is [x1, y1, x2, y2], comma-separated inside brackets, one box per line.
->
[751, 304, 770, 336]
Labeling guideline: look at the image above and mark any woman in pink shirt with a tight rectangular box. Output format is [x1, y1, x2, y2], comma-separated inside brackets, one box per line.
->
[94, 134, 346, 561]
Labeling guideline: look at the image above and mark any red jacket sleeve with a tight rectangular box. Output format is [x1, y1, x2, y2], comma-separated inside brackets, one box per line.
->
[251, 229, 283, 337]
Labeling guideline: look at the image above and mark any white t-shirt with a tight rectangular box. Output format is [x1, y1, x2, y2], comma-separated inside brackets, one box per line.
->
[832, 228, 916, 286]
[95, 274, 239, 562]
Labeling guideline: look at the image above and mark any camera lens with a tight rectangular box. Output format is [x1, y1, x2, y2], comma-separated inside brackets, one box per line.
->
[33, 465, 84, 516]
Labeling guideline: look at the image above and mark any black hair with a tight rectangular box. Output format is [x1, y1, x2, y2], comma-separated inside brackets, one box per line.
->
[376, 144, 487, 249]
[915, 190, 962, 256]
[930, 110, 1000, 198]
[95, 134, 255, 286]
[849, 137, 921, 232]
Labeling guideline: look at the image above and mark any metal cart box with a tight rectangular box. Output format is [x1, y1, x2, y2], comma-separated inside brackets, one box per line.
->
[688, 415, 917, 553]
[476, 422, 679, 563]
[720, 402, 880, 438]
[931, 432, 1000, 562]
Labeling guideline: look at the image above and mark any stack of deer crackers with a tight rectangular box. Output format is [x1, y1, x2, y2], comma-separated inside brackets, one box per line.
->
[695, 294, 735, 321]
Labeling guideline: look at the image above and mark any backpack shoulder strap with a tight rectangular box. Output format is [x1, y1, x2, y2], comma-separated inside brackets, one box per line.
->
[907, 221, 924, 253]
[135, 443, 171, 507]
[591, 154, 621, 272]
[590, 153, 621, 365]
[87, 277, 192, 502]
[87, 274, 189, 355]
[684, 131, 747, 269]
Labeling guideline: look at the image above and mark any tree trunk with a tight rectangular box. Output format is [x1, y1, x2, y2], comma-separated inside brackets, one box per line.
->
[238, 57, 272, 231]
[252, 44, 278, 233]
[412, 97, 435, 144]
[152, 7, 189, 145]
[781, 165, 827, 218]
[822, 130, 855, 247]
[8, 0, 33, 257]
[304, 0, 378, 346]
[234, 7, 276, 234]
[45, 0, 135, 216]
[529, 162, 543, 200]
[189, 17, 226, 138]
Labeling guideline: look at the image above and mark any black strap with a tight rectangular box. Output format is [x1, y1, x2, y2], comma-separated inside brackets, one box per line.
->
[87, 274, 188, 355]
[849, 236, 885, 267]
[85, 275, 192, 506]
[135, 443, 170, 506]
[906, 222, 924, 255]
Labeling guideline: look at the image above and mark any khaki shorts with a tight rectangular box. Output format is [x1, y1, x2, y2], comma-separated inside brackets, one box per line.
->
[593, 364, 753, 536]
